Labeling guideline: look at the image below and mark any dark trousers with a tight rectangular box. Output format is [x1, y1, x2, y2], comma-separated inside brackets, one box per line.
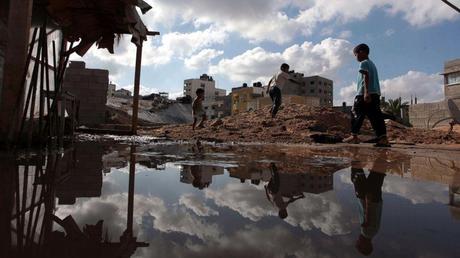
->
[269, 86, 282, 117]
[351, 94, 387, 137]
[351, 168, 385, 202]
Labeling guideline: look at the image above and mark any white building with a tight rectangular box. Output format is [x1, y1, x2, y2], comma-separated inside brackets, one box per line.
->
[107, 83, 116, 98]
[184, 74, 227, 119]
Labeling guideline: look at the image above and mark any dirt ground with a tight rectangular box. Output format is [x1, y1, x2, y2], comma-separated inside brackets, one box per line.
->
[141, 104, 460, 145]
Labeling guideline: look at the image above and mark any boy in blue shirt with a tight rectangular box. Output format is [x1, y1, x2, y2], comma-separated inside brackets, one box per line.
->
[344, 44, 390, 147]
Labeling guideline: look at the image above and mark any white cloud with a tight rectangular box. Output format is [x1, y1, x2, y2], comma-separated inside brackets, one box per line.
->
[184, 49, 224, 70]
[205, 181, 352, 236]
[143, 0, 457, 45]
[380, 71, 444, 102]
[385, 29, 395, 37]
[209, 38, 352, 83]
[338, 71, 444, 104]
[84, 26, 227, 68]
[338, 30, 353, 39]
[179, 193, 219, 216]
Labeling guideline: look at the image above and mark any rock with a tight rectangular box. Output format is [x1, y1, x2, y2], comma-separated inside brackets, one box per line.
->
[310, 133, 343, 144]
[211, 119, 223, 127]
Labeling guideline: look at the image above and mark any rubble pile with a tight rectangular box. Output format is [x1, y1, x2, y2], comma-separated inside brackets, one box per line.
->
[143, 104, 460, 145]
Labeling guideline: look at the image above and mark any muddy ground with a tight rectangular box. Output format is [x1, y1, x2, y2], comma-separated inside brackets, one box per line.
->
[141, 104, 460, 145]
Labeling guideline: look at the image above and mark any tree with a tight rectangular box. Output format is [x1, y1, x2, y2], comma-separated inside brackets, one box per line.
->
[382, 98, 408, 118]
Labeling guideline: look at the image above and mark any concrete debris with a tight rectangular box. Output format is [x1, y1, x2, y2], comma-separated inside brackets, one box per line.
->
[143, 104, 460, 145]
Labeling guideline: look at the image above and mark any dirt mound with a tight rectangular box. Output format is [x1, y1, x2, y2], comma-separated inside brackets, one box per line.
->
[142, 104, 460, 145]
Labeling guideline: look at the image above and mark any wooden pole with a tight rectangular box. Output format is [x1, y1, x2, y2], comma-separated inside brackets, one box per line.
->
[0, 0, 34, 145]
[127, 145, 136, 234]
[131, 43, 143, 135]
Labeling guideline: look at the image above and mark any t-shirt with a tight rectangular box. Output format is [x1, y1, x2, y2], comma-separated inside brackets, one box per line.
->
[270, 71, 290, 90]
[357, 59, 381, 96]
[192, 97, 204, 115]
[358, 200, 383, 239]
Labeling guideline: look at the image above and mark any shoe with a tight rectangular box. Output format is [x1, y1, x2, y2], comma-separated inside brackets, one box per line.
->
[374, 136, 391, 147]
[343, 135, 360, 144]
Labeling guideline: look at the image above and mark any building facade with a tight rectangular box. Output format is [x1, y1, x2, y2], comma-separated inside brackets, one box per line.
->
[283, 74, 333, 107]
[183, 74, 227, 119]
[409, 58, 460, 128]
[231, 84, 266, 114]
[63, 61, 109, 126]
[231, 82, 320, 115]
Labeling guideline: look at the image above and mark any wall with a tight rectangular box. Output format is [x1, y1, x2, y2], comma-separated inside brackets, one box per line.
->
[63, 61, 108, 126]
[409, 101, 450, 128]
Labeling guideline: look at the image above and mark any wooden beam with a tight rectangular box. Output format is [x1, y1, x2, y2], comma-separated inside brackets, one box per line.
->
[131, 42, 143, 135]
[0, 0, 34, 145]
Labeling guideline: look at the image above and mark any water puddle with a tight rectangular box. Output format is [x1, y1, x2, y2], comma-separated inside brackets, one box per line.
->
[2, 141, 460, 257]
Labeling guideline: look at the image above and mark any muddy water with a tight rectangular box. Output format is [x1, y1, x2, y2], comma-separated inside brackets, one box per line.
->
[3, 141, 460, 258]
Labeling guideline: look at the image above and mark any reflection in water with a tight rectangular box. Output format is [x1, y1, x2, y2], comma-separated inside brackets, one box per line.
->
[351, 151, 388, 256]
[0, 143, 148, 258]
[1, 142, 460, 257]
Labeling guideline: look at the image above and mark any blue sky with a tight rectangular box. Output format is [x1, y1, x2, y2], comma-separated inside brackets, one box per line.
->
[79, 0, 460, 105]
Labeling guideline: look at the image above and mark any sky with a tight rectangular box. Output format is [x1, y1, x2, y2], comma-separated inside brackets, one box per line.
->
[77, 0, 460, 105]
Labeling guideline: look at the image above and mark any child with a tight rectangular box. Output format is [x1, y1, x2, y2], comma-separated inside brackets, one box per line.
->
[266, 63, 302, 118]
[192, 88, 206, 130]
[344, 44, 390, 147]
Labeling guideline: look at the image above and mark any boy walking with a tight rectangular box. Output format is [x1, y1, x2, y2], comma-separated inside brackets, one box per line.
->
[344, 44, 390, 147]
[266, 63, 302, 118]
[192, 88, 206, 130]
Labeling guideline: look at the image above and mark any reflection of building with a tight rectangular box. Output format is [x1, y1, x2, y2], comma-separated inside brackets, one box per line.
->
[180, 165, 224, 187]
[184, 74, 227, 119]
[409, 58, 460, 128]
[56, 143, 104, 205]
[228, 166, 272, 183]
[63, 61, 109, 126]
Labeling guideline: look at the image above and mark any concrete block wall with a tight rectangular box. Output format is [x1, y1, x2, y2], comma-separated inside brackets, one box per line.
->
[56, 142, 104, 204]
[63, 61, 108, 126]
[409, 101, 450, 128]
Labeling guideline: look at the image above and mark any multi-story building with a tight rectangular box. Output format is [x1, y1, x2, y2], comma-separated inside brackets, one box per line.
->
[231, 83, 266, 114]
[231, 81, 320, 115]
[283, 74, 334, 107]
[444, 59, 460, 99]
[183, 74, 227, 119]
[107, 82, 116, 98]
[409, 58, 460, 128]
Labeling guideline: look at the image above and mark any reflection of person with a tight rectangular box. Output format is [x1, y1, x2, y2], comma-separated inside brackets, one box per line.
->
[190, 165, 210, 190]
[351, 165, 385, 256]
[265, 163, 305, 219]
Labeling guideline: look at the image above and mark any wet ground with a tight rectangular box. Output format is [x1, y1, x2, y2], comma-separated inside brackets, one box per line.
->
[2, 140, 460, 258]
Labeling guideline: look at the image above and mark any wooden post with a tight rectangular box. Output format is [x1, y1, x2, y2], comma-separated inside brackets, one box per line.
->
[0, 0, 34, 144]
[131, 43, 143, 135]
[127, 145, 136, 234]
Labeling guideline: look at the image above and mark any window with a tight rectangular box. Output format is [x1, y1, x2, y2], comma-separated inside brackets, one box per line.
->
[201, 83, 205, 88]
[310, 81, 314, 85]
[310, 89, 315, 93]
[319, 89, 322, 93]
[447, 72, 460, 85]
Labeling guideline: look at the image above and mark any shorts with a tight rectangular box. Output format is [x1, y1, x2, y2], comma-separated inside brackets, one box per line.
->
[193, 110, 205, 120]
